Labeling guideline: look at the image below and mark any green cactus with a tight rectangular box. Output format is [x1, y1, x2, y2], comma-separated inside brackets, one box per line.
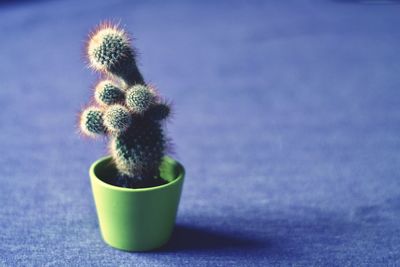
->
[80, 23, 171, 188]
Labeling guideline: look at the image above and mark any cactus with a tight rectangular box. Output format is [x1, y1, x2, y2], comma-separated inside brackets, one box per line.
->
[80, 23, 171, 188]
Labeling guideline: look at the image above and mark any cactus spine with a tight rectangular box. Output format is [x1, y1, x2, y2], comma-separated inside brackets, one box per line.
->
[80, 23, 171, 188]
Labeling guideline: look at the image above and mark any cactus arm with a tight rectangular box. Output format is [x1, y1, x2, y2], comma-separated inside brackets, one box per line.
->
[87, 24, 144, 86]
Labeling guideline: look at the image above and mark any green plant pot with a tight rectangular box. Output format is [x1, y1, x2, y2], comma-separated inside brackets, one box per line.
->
[89, 155, 185, 251]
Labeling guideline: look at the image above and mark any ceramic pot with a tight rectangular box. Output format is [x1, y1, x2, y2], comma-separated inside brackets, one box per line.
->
[89, 155, 184, 251]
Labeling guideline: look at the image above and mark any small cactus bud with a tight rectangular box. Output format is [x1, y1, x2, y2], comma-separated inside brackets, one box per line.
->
[145, 102, 171, 121]
[125, 85, 155, 115]
[94, 80, 125, 106]
[80, 107, 106, 137]
[103, 104, 132, 133]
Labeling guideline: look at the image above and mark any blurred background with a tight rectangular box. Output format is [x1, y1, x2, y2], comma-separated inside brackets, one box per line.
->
[0, 0, 400, 266]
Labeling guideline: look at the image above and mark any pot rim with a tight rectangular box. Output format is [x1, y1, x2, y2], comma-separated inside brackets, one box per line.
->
[90, 155, 185, 193]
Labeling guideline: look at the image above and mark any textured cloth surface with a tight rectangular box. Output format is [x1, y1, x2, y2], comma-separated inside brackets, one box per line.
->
[1, 0, 400, 266]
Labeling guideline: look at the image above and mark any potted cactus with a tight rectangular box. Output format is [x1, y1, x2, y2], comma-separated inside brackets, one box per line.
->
[78, 22, 185, 251]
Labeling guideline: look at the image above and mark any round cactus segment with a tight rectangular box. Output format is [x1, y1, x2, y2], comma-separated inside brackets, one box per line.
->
[80, 107, 106, 137]
[145, 102, 171, 121]
[94, 80, 125, 106]
[103, 104, 132, 133]
[125, 85, 156, 115]
[87, 25, 131, 71]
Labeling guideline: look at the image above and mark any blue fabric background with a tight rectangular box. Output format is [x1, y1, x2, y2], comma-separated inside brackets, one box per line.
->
[1, 0, 399, 266]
